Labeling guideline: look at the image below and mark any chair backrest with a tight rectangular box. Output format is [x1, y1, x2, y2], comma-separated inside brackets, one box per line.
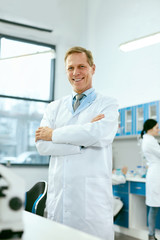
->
[25, 181, 47, 216]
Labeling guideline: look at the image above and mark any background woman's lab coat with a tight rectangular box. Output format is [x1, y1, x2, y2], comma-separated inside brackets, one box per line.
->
[142, 134, 160, 207]
[36, 92, 118, 240]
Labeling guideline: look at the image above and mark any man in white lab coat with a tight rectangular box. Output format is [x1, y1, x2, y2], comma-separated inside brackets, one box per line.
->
[35, 46, 118, 240]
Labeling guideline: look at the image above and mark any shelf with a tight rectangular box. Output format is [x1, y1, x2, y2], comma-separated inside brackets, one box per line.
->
[114, 135, 139, 140]
[114, 134, 160, 141]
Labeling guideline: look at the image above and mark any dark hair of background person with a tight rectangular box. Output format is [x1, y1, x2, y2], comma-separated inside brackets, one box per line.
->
[140, 119, 158, 139]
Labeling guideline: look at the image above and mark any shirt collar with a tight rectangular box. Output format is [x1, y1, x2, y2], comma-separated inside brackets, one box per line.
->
[72, 87, 94, 99]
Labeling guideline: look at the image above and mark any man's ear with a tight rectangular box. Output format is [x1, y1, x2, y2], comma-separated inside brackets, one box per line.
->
[92, 64, 96, 74]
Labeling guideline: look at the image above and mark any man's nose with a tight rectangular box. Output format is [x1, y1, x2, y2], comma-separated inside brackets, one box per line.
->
[73, 68, 80, 76]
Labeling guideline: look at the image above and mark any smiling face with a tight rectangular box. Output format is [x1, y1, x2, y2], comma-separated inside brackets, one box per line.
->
[65, 52, 95, 94]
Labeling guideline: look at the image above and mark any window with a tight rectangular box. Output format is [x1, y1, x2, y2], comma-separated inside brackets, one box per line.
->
[0, 35, 55, 165]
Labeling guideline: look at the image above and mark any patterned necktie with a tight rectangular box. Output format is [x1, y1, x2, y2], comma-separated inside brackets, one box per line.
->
[73, 94, 85, 111]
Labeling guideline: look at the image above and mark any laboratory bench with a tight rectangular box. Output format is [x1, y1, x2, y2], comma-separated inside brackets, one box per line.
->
[13, 211, 102, 240]
[113, 177, 160, 240]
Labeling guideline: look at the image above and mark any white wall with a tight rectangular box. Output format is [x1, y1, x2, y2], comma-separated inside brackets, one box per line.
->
[113, 137, 142, 170]
[87, 0, 160, 108]
[9, 166, 49, 191]
[86, 0, 160, 170]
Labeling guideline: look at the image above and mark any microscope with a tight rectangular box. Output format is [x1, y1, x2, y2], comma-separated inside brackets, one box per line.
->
[0, 164, 25, 239]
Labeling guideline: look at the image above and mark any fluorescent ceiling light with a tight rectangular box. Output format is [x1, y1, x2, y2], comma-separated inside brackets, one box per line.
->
[0, 50, 56, 61]
[119, 32, 160, 52]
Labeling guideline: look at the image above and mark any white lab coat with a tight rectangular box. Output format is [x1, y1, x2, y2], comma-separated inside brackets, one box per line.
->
[36, 92, 118, 240]
[141, 134, 160, 207]
[112, 174, 126, 216]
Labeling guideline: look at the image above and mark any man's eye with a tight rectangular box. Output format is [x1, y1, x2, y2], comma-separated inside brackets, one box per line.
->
[68, 67, 73, 70]
[80, 65, 85, 68]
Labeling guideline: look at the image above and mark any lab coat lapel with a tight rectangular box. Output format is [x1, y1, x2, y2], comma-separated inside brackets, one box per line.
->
[64, 95, 73, 113]
[64, 91, 97, 116]
[73, 91, 97, 116]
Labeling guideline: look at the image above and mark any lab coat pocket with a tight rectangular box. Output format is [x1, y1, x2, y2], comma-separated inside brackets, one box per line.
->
[85, 177, 112, 221]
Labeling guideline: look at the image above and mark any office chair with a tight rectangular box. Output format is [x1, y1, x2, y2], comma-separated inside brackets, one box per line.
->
[25, 181, 47, 216]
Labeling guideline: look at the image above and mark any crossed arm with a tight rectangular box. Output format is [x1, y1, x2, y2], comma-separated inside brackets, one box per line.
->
[35, 114, 104, 142]
[35, 114, 105, 156]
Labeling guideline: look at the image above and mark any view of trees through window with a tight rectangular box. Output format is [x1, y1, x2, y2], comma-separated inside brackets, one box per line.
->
[0, 35, 55, 165]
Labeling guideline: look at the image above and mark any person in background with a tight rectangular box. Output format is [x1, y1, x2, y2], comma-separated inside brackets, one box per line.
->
[35, 46, 119, 240]
[112, 166, 128, 217]
[141, 119, 160, 240]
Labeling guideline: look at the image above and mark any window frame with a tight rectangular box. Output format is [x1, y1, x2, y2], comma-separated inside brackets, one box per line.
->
[0, 33, 56, 103]
[0, 34, 56, 166]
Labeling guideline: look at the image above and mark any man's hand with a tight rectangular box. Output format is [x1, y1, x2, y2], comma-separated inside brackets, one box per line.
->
[35, 127, 53, 142]
[91, 114, 105, 123]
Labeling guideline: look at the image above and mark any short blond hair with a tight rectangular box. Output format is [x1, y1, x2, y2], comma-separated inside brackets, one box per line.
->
[64, 46, 94, 66]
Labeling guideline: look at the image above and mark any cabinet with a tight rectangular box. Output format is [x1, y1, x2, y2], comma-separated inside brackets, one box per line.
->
[116, 109, 124, 136]
[147, 101, 160, 124]
[113, 182, 129, 228]
[113, 180, 160, 240]
[135, 104, 146, 135]
[130, 182, 145, 196]
[129, 181, 147, 231]
[124, 107, 134, 135]
[116, 100, 160, 137]
[113, 181, 146, 229]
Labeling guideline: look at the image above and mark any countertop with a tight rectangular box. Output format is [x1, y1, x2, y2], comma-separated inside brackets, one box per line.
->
[126, 176, 146, 182]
